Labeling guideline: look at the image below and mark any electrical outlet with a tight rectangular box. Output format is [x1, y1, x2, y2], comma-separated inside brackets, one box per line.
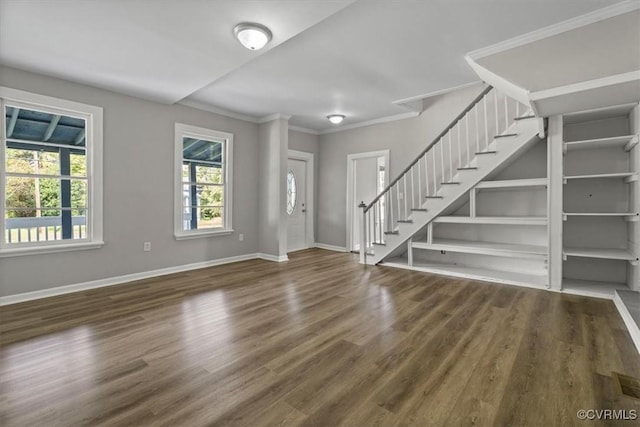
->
[143, 242, 151, 252]
[239, 233, 244, 241]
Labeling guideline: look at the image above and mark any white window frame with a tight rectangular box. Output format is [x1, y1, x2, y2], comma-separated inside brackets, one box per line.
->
[0, 86, 104, 257]
[174, 123, 233, 240]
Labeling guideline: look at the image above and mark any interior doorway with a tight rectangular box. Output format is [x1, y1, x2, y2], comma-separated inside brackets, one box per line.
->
[346, 150, 389, 252]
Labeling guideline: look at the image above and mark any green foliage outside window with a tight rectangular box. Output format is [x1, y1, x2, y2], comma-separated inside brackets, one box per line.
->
[5, 149, 87, 218]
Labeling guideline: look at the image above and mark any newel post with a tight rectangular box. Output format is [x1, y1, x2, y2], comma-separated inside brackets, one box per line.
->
[359, 201, 367, 265]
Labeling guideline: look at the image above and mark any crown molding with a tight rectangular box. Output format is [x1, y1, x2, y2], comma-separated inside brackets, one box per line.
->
[178, 99, 260, 123]
[467, 0, 640, 60]
[318, 111, 420, 135]
[178, 101, 294, 125]
[288, 125, 320, 135]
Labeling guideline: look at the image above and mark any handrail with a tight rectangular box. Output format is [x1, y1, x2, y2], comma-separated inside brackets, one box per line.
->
[364, 84, 493, 212]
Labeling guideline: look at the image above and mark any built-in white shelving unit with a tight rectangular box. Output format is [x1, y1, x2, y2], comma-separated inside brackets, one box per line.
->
[381, 103, 639, 305]
[560, 104, 640, 298]
[389, 139, 550, 289]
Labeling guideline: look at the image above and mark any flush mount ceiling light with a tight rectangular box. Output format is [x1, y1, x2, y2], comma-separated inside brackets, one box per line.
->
[327, 114, 345, 124]
[233, 23, 272, 51]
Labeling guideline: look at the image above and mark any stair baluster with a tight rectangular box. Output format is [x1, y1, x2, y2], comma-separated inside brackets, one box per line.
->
[360, 86, 532, 264]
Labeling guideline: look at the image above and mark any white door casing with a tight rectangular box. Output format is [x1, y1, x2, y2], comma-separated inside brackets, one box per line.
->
[287, 150, 314, 252]
[287, 159, 306, 251]
[346, 150, 389, 252]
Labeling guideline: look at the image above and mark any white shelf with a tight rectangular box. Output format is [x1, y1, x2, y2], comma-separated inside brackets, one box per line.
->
[563, 212, 639, 221]
[413, 238, 547, 259]
[382, 258, 548, 289]
[434, 216, 547, 225]
[475, 178, 548, 190]
[563, 172, 637, 181]
[563, 247, 638, 262]
[562, 278, 630, 299]
[564, 135, 638, 152]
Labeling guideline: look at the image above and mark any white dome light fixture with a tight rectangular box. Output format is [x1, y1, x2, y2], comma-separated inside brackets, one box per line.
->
[233, 23, 272, 51]
[327, 114, 345, 125]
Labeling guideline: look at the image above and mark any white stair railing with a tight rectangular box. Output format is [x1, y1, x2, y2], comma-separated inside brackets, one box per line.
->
[359, 86, 529, 262]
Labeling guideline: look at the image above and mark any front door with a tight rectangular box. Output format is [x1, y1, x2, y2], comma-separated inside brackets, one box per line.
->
[287, 158, 307, 252]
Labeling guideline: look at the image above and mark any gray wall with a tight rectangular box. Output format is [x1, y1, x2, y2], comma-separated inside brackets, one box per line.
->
[0, 65, 485, 296]
[316, 84, 486, 248]
[288, 129, 319, 243]
[0, 66, 260, 297]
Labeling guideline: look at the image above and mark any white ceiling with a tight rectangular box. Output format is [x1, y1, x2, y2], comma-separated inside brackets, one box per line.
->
[476, 9, 640, 92]
[0, 0, 622, 131]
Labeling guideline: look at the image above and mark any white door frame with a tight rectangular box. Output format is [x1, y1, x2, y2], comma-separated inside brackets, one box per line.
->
[346, 149, 390, 252]
[287, 149, 315, 250]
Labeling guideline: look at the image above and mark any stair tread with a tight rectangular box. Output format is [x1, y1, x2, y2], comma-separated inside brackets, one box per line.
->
[495, 133, 518, 138]
[366, 103, 541, 264]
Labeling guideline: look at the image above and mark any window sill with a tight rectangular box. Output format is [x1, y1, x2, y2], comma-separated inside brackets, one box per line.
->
[0, 241, 104, 258]
[174, 229, 234, 240]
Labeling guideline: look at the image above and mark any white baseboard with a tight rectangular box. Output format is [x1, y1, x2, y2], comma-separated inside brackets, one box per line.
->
[613, 291, 640, 355]
[257, 253, 289, 262]
[0, 253, 260, 306]
[314, 243, 347, 252]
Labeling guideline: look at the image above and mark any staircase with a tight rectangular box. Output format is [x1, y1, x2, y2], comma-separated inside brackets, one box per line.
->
[360, 86, 541, 266]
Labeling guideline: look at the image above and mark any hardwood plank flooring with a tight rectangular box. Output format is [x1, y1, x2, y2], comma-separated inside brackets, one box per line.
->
[1, 248, 639, 426]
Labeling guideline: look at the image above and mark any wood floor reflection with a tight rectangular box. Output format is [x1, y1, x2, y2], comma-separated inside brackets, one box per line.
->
[2, 248, 639, 426]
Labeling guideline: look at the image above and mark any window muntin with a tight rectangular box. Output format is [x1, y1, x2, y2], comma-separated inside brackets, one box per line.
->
[286, 170, 297, 215]
[175, 124, 233, 238]
[2, 94, 100, 250]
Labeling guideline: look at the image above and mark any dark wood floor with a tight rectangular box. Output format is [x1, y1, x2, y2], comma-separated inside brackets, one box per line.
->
[1, 249, 639, 426]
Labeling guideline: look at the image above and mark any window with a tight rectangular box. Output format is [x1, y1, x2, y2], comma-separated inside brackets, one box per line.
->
[286, 170, 297, 215]
[174, 123, 233, 239]
[1, 87, 103, 257]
